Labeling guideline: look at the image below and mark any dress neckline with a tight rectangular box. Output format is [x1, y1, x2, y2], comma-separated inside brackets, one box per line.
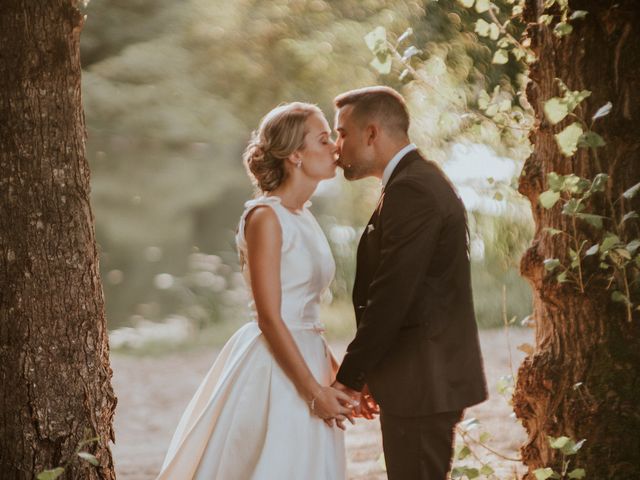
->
[263, 195, 312, 215]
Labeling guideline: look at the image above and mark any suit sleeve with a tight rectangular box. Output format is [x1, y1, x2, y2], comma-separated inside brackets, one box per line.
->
[336, 180, 443, 391]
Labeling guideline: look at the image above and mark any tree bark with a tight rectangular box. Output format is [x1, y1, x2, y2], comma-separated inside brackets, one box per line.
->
[0, 1, 117, 479]
[514, 0, 640, 478]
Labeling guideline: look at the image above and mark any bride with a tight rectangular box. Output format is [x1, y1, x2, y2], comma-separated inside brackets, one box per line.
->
[155, 102, 360, 479]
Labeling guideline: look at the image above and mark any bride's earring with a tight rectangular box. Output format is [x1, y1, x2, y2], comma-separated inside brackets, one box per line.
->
[296, 160, 302, 168]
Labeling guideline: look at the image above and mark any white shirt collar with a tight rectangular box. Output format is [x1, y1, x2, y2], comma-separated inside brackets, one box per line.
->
[381, 143, 417, 187]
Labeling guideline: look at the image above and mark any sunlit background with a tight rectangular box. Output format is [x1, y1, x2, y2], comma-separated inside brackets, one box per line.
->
[80, 0, 534, 352]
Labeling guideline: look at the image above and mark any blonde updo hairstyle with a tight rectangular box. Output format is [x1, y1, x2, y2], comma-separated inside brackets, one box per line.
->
[243, 102, 323, 193]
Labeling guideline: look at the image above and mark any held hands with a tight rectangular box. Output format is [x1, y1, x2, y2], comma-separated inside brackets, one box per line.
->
[310, 386, 357, 431]
[331, 381, 380, 423]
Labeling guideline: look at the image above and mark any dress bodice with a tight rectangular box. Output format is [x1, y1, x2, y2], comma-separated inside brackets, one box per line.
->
[236, 196, 335, 328]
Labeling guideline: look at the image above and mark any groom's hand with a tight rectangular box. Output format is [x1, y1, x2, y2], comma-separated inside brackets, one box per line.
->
[357, 384, 380, 420]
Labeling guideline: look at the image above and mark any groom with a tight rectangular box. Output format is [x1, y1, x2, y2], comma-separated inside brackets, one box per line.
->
[332, 86, 488, 479]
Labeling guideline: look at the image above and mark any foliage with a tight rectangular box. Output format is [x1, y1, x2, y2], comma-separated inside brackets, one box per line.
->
[531, 436, 587, 480]
[36, 435, 100, 480]
[537, 76, 640, 320]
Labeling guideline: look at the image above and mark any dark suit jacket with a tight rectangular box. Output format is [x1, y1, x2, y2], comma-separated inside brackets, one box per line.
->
[336, 150, 488, 416]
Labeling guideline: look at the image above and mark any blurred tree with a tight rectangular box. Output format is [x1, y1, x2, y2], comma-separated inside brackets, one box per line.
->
[513, 1, 640, 477]
[0, 1, 116, 478]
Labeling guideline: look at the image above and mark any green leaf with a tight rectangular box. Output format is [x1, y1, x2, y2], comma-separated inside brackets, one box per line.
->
[615, 248, 632, 260]
[37, 469, 65, 480]
[480, 465, 495, 476]
[498, 99, 511, 112]
[570, 10, 589, 20]
[611, 291, 627, 304]
[512, 46, 526, 60]
[576, 213, 604, 229]
[562, 198, 585, 216]
[590, 173, 609, 192]
[492, 49, 509, 64]
[547, 172, 564, 191]
[555, 80, 592, 110]
[539, 14, 553, 26]
[554, 22, 573, 37]
[544, 97, 569, 124]
[585, 244, 599, 256]
[458, 445, 472, 459]
[549, 436, 571, 449]
[557, 271, 568, 283]
[475, 0, 491, 13]
[578, 131, 606, 148]
[451, 466, 466, 479]
[479, 431, 491, 443]
[451, 467, 467, 478]
[485, 103, 499, 117]
[476, 0, 491, 13]
[458, 0, 475, 7]
[489, 23, 500, 40]
[623, 182, 640, 199]
[568, 468, 586, 479]
[562, 174, 590, 194]
[562, 438, 587, 455]
[601, 233, 621, 252]
[78, 452, 99, 466]
[622, 211, 639, 223]
[475, 19, 491, 37]
[555, 122, 584, 156]
[534, 468, 555, 480]
[540, 190, 561, 209]
[592, 101, 612, 120]
[478, 90, 491, 110]
[364, 27, 387, 53]
[370, 55, 391, 74]
[494, 192, 504, 201]
[465, 467, 480, 479]
[544, 258, 561, 271]
[626, 239, 640, 255]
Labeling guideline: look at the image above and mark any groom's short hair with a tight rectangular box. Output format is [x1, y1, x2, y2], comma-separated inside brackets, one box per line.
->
[334, 86, 410, 137]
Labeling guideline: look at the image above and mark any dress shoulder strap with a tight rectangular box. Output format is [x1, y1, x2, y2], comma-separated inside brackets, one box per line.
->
[235, 196, 293, 257]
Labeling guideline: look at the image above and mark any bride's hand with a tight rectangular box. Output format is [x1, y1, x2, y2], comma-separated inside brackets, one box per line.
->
[311, 386, 356, 430]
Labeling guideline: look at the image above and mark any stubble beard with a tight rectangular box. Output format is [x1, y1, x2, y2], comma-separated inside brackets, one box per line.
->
[342, 159, 374, 182]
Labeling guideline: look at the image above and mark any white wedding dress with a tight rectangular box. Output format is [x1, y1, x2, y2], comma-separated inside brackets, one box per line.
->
[156, 195, 346, 480]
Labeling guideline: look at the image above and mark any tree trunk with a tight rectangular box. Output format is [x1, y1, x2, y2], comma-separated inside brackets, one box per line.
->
[514, 0, 640, 478]
[0, 2, 117, 479]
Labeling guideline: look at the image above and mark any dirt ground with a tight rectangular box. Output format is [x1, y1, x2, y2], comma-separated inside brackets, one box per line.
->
[110, 328, 533, 479]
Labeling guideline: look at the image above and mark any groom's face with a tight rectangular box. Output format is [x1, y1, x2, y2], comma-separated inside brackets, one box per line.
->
[334, 106, 376, 181]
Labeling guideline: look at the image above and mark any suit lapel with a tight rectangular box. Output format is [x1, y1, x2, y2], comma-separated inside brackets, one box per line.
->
[352, 150, 421, 317]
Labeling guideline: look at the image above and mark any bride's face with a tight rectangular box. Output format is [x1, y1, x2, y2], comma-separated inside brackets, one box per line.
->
[297, 113, 339, 181]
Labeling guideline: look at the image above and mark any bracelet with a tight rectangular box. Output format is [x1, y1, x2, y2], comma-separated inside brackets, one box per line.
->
[308, 387, 322, 415]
